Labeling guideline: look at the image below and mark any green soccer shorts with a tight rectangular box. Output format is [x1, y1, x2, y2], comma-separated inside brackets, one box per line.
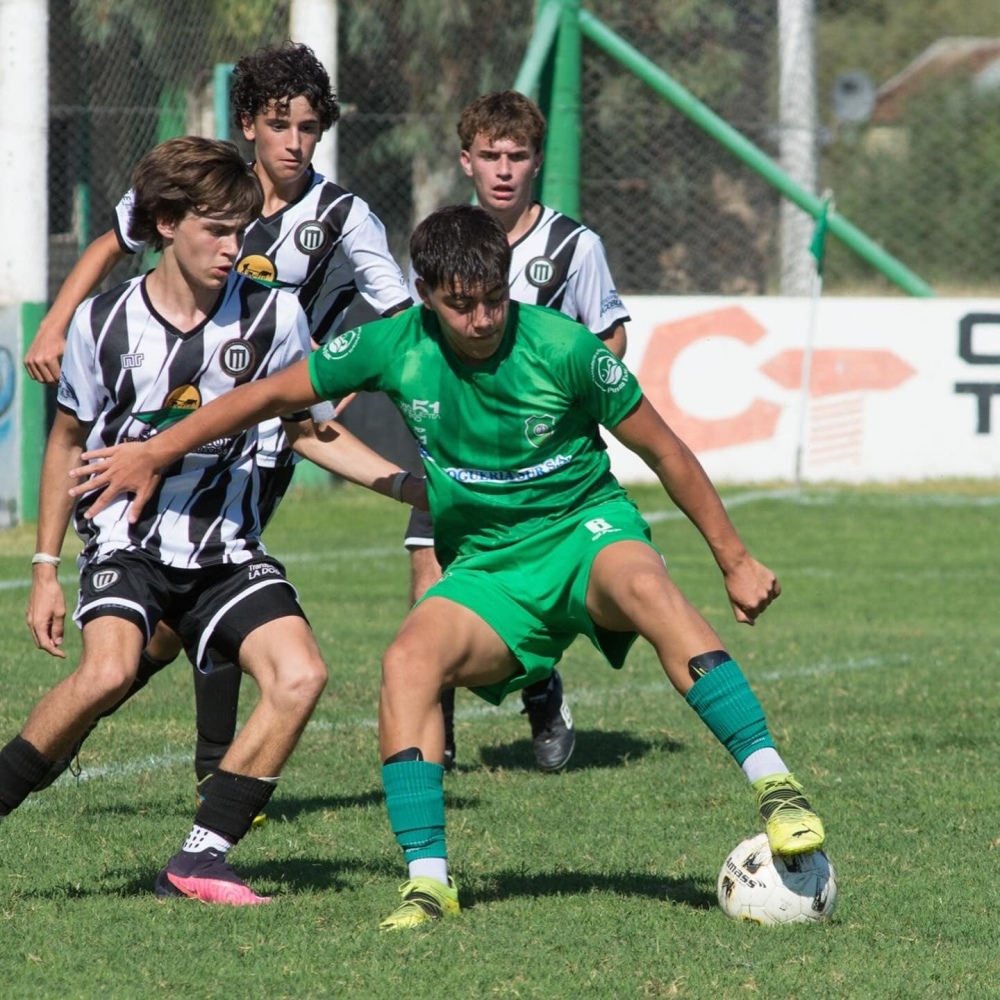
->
[423, 496, 660, 705]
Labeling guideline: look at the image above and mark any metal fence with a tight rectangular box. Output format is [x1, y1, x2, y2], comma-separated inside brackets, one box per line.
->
[47, 0, 1000, 301]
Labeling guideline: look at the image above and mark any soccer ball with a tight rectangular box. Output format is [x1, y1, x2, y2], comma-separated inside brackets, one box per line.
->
[717, 832, 837, 925]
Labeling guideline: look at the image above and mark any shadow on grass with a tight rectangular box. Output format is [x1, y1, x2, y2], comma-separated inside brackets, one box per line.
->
[463, 867, 717, 911]
[477, 729, 681, 773]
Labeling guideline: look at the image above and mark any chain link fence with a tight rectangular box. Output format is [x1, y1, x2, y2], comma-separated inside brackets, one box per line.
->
[47, 0, 1000, 301]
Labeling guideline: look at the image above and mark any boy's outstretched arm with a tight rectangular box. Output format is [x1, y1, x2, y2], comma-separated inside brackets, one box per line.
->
[285, 417, 428, 509]
[609, 396, 780, 625]
[69, 358, 322, 520]
[24, 231, 128, 385]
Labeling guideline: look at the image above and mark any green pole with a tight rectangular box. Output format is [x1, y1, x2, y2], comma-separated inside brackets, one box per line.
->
[214, 63, 235, 140]
[20, 302, 46, 522]
[513, 0, 561, 98]
[578, 9, 935, 297]
[542, 0, 581, 219]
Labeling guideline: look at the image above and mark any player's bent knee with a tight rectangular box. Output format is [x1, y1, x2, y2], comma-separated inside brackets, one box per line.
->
[72, 658, 138, 707]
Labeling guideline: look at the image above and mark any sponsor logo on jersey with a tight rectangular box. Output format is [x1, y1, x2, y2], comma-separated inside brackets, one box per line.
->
[400, 399, 441, 423]
[444, 454, 572, 483]
[322, 327, 362, 361]
[294, 220, 332, 256]
[237, 254, 277, 284]
[524, 413, 556, 448]
[525, 255, 557, 288]
[600, 290, 624, 315]
[120, 352, 143, 370]
[248, 562, 280, 581]
[56, 373, 79, 407]
[91, 568, 121, 591]
[219, 339, 256, 377]
[583, 517, 620, 540]
[134, 383, 202, 430]
[590, 352, 629, 393]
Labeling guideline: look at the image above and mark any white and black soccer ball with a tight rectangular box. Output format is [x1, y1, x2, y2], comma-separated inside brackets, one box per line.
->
[717, 832, 837, 925]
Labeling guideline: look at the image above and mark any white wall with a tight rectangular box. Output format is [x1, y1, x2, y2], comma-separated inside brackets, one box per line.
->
[610, 296, 1000, 483]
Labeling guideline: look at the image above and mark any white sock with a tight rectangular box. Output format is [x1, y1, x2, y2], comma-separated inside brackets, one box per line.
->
[408, 857, 449, 885]
[182, 824, 233, 854]
[741, 748, 789, 784]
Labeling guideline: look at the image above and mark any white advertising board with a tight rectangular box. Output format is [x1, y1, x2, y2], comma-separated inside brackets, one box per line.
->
[609, 297, 1000, 484]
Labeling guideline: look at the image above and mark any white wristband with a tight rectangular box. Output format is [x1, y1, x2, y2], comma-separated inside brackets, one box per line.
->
[31, 553, 61, 567]
[390, 471, 411, 503]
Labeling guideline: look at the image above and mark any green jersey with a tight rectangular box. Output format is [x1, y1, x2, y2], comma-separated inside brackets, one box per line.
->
[308, 301, 643, 568]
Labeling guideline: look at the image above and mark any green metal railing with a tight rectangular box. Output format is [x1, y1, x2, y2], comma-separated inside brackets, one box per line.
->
[516, 0, 935, 297]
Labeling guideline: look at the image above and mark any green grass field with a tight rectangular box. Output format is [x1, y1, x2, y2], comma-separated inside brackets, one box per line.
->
[1, 480, 998, 999]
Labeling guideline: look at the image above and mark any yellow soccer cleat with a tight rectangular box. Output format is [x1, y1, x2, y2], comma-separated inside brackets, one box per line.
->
[752, 773, 826, 857]
[379, 877, 460, 931]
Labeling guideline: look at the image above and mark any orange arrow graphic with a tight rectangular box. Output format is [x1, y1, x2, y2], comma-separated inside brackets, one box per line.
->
[760, 350, 916, 396]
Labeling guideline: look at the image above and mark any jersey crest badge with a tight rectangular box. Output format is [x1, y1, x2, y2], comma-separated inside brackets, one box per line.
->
[524, 413, 556, 448]
[294, 220, 332, 256]
[525, 256, 557, 288]
[219, 339, 256, 377]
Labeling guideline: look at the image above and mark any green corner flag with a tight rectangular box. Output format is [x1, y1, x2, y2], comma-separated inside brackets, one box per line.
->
[809, 197, 831, 276]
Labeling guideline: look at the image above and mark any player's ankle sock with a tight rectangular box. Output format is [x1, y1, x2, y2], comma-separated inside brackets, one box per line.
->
[382, 750, 447, 863]
[684, 656, 775, 766]
[193, 770, 277, 844]
[0, 735, 54, 814]
[408, 857, 449, 885]
[181, 823, 233, 854]
[740, 748, 789, 784]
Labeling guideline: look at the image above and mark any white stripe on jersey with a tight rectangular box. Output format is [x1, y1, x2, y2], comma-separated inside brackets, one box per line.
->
[58, 273, 312, 569]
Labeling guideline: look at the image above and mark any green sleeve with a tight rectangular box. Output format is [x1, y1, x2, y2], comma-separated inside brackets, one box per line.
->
[307, 324, 385, 400]
[562, 332, 643, 428]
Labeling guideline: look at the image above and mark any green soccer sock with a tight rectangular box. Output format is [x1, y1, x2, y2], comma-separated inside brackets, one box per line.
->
[684, 658, 775, 766]
[382, 759, 447, 862]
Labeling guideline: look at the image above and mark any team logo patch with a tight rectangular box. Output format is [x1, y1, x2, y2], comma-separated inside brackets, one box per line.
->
[120, 352, 143, 370]
[134, 383, 202, 430]
[91, 568, 120, 591]
[524, 413, 556, 448]
[294, 220, 331, 255]
[590, 352, 629, 393]
[237, 254, 277, 284]
[525, 255, 556, 288]
[322, 327, 362, 361]
[219, 339, 256, 377]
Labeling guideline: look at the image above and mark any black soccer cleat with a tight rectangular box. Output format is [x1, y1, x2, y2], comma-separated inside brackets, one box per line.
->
[521, 669, 575, 772]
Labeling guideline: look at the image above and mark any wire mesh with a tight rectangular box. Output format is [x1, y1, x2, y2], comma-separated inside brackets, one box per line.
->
[46, 0, 1000, 300]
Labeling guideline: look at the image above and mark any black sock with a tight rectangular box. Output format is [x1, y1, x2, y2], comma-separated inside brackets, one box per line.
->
[0, 736, 54, 815]
[193, 769, 276, 845]
[193, 656, 242, 781]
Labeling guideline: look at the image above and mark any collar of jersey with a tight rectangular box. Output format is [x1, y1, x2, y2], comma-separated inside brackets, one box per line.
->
[425, 301, 517, 375]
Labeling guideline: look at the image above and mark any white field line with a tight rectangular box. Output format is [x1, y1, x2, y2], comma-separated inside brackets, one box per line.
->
[5, 486, 998, 593]
[30, 652, 906, 796]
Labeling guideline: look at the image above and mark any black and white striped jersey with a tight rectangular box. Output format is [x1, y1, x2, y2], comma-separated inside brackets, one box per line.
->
[57, 273, 312, 569]
[408, 204, 629, 338]
[114, 168, 410, 341]
[113, 168, 409, 466]
[508, 206, 629, 336]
